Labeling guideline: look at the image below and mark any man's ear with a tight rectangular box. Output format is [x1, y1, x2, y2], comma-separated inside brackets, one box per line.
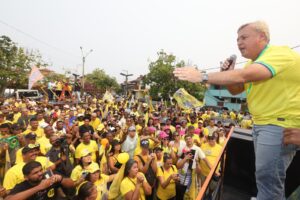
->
[24, 175, 29, 181]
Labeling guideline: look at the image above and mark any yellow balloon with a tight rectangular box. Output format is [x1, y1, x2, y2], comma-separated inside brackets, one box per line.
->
[117, 152, 129, 164]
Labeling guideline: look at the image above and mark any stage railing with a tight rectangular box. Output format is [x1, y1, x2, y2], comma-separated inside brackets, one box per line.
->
[196, 127, 234, 200]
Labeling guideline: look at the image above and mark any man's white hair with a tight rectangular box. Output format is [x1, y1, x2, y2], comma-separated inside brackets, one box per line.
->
[238, 20, 270, 42]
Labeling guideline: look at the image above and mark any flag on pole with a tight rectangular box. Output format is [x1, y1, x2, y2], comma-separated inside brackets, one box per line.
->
[173, 88, 203, 110]
[28, 66, 44, 89]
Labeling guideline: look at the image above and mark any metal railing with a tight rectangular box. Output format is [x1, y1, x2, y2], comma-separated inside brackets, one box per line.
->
[196, 127, 234, 200]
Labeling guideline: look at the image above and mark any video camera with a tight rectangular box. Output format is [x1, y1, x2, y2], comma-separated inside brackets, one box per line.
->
[181, 149, 196, 170]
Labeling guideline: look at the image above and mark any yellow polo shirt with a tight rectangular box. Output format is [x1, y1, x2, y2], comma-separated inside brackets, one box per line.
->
[22, 127, 44, 139]
[200, 143, 222, 176]
[120, 172, 147, 200]
[244, 45, 300, 127]
[90, 118, 101, 131]
[94, 174, 110, 200]
[3, 156, 54, 190]
[75, 140, 98, 162]
[156, 165, 178, 200]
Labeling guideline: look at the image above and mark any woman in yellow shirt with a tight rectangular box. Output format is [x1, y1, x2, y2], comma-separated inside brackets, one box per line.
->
[71, 149, 97, 187]
[108, 140, 122, 174]
[120, 159, 152, 200]
[85, 162, 115, 200]
[156, 153, 179, 200]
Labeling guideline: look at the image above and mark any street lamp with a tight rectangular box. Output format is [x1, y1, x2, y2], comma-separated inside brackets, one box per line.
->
[80, 46, 93, 97]
[120, 70, 133, 97]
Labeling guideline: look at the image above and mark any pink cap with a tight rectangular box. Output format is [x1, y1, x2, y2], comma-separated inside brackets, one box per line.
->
[194, 128, 201, 135]
[148, 126, 156, 133]
[176, 125, 181, 129]
[179, 130, 185, 136]
[159, 131, 169, 139]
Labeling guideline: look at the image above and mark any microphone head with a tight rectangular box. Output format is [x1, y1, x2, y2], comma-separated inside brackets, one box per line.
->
[229, 54, 237, 61]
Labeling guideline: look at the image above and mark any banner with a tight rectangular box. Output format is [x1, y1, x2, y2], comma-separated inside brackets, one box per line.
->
[28, 66, 44, 89]
[173, 88, 203, 110]
[103, 90, 114, 102]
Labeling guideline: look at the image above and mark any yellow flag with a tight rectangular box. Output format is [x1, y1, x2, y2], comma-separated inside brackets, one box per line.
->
[173, 88, 203, 110]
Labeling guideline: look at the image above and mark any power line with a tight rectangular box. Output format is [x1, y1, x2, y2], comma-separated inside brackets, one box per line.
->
[0, 19, 80, 59]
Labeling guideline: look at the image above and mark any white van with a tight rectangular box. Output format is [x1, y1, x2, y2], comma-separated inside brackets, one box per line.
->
[14, 89, 43, 100]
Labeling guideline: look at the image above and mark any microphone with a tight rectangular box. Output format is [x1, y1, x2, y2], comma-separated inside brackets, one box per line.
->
[227, 54, 237, 66]
[221, 54, 237, 71]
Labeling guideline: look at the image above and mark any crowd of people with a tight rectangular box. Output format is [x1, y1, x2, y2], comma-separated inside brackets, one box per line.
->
[0, 95, 251, 200]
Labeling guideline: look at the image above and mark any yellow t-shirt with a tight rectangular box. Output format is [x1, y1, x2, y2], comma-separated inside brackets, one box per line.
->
[75, 140, 98, 162]
[241, 119, 253, 129]
[22, 128, 44, 139]
[156, 165, 178, 200]
[230, 112, 236, 120]
[244, 45, 300, 128]
[56, 82, 62, 91]
[3, 156, 54, 190]
[37, 136, 52, 155]
[3, 162, 25, 190]
[134, 136, 141, 156]
[187, 122, 198, 129]
[200, 143, 222, 176]
[136, 124, 143, 134]
[70, 163, 99, 182]
[134, 154, 149, 167]
[202, 127, 209, 136]
[120, 172, 146, 200]
[12, 113, 21, 123]
[192, 134, 201, 144]
[15, 148, 23, 164]
[94, 174, 110, 200]
[90, 118, 101, 131]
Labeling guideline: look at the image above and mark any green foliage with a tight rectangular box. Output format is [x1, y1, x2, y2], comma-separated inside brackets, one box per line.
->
[0, 35, 48, 95]
[43, 72, 66, 83]
[143, 50, 206, 100]
[86, 68, 121, 93]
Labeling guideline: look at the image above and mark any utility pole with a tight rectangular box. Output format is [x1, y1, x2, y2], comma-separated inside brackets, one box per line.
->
[120, 70, 133, 97]
[80, 46, 93, 97]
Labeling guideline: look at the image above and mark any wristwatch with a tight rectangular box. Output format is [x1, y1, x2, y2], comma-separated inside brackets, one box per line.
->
[201, 73, 208, 83]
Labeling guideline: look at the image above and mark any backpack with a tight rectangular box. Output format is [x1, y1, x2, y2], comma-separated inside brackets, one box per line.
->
[136, 155, 156, 187]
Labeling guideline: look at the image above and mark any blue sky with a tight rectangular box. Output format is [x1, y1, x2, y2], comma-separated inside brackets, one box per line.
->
[1, 0, 299, 82]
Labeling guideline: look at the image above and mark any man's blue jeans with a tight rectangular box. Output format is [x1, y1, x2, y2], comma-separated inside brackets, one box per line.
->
[253, 124, 297, 200]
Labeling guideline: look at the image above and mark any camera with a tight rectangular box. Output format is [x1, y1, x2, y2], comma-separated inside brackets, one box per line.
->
[81, 171, 89, 179]
[186, 149, 196, 170]
[44, 169, 53, 179]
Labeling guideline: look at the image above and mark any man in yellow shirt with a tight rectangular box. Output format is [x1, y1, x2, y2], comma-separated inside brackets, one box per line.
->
[22, 117, 44, 139]
[3, 144, 55, 192]
[174, 20, 300, 199]
[11, 107, 21, 124]
[37, 125, 54, 156]
[200, 135, 222, 193]
[75, 131, 99, 163]
[90, 113, 101, 131]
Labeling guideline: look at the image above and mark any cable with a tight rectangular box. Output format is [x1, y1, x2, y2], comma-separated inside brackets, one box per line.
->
[0, 19, 80, 59]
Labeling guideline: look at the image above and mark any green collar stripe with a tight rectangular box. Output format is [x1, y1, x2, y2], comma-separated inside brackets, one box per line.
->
[256, 44, 269, 61]
[255, 61, 276, 76]
[247, 83, 252, 94]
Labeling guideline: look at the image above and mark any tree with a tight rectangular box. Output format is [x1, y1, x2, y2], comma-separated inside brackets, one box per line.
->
[0, 35, 48, 95]
[86, 68, 120, 93]
[143, 50, 206, 100]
